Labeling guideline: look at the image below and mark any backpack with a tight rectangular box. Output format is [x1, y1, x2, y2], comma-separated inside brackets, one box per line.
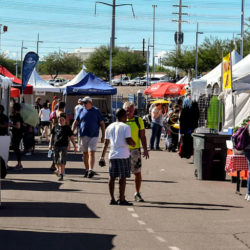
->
[232, 124, 250, 151]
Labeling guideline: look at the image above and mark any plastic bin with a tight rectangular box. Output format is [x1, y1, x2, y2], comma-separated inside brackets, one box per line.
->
[193, 133, 231, 180]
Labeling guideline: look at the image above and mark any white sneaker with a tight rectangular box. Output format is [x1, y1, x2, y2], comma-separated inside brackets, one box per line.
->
[247, 196, 250, 202]
[245, 194, 249, 200]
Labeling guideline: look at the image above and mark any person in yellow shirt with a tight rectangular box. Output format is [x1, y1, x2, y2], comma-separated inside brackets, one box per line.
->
[123, 102, 149, 202]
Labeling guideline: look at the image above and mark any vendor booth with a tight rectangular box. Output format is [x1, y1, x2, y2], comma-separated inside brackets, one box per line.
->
[0, 75, 12, 205]
[27, 69, 62, 104]
[63, 72, 117, 123]
[190, 50, 250, 190]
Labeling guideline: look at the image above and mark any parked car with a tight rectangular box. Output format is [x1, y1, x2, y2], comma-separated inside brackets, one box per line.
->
[150, 77, 162, 85]
[111, 76, 130, 86]
[135, 77, 148, 86]
[48, 78, 68, 87]
[128, 77, 144, 86]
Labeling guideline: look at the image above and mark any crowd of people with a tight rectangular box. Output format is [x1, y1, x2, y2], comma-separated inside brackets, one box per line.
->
[1, 93, 250, 205]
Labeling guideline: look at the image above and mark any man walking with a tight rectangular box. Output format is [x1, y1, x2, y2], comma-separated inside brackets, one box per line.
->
[72, 96, 105, 178]
[100, 108, 135, 205]
[123, 102, 149, 202]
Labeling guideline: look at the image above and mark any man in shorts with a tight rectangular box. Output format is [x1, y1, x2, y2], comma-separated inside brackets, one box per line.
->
[72, 96, 105, 178]
[123, 102, 149, 202]
[100, 108, 135, 205]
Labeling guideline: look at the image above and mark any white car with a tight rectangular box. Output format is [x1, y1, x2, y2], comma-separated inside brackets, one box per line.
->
[48, 78, 68, 87]
[111, 76, 130, 86]
[128, 77, 142, 86]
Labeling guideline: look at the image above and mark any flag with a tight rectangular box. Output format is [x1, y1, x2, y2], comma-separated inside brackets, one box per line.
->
[22, 52, 39, 93]
[222, 53, 232, 90]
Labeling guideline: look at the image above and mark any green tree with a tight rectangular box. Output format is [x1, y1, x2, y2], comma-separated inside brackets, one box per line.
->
[112, 50, 146, 78]
[42, 51, 83, 78]
[84, 46, 146, 79]
[0, 53, 16, 75]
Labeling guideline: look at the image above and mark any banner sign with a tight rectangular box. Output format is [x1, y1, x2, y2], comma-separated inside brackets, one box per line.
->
[222, 53, 232, 90]
[22, 52, 39, 93]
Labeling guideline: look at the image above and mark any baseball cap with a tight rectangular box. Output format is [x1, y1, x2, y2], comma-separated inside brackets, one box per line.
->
[53, 96, 58, 100]
[78, 98, 83, 103]
[82, 96, 92, 103]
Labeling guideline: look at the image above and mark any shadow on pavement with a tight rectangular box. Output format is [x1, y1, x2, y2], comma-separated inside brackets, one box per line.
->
[2, 179, 81, 192]
[0, 202, 99, 218]
[8, 151, 83, 162]
[0, 230, 114, 250]
[136, 201, 243, 211]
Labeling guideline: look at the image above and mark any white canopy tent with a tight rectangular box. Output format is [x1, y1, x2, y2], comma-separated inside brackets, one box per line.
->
[203, 49, 242, 88]
[223, 92, 250, 128]
[61, 68, 87, 89]
[176, 76, 189, 84]
[28, 69, 61, 93]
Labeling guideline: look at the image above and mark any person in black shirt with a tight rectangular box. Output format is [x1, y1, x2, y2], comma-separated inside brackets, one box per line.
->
[9, 103, 24, 170]
[49, 113, 77, 181]
[0, 105, 9, 136]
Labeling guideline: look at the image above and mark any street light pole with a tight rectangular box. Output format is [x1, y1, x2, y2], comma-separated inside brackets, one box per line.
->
[20, 40, 27, 80]
[195, 23, 203, 79]
[36, 33, 43, 73]
[240, 0, 245, 57]
[152, 5, 157, 76]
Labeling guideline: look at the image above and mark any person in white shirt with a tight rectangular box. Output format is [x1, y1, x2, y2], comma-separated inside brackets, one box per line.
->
[100, 108, 135, 206]
[39, 102, 51, 141]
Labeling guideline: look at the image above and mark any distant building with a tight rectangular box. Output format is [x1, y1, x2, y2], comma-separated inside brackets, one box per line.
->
[69, 48, 96, 61]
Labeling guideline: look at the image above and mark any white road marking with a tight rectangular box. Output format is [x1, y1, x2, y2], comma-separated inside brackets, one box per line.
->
[169, 247, 180, 250]
[146, 228, 154, 233]
[160, 169, 166, 172]
[131, 213, 139, 218]
[127, 207, 135, 212]
[137, 220, 146, 225]
[156, 236, 166, 243]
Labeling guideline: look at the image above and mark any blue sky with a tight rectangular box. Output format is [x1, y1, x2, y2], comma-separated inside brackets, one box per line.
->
[0, 0, 249, 62]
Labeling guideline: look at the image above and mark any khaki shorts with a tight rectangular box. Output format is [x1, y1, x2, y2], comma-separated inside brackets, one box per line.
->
[130, 148, 142, 174]
[79, 136, 98, 152]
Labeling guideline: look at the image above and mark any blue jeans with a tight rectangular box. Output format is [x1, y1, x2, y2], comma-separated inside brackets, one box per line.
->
[150, 122, 162, 150]
[245, 151, 250, 195]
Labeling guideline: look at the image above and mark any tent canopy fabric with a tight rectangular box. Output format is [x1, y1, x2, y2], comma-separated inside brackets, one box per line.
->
[28, 69, 61, 93]
[201, 50, 242, 88]
[0, 74, 12, 88]
[10, 87, 20, 98]
[0, 65, 33, 94]
[63, 72, 117, 95]
[231, 53, 250, 92]
[61, 68, 87, 88]
[144, 82, 184, 97]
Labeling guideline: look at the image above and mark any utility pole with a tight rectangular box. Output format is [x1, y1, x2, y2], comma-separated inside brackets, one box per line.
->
[195, 23, 203, 79]
[36, 33, 43, 73]
[95, 0, 135, 49]
[240, 0, 244, 57]
[152, 5, 157, 75]
[142, 38, 145, 57]
[172, 0, 188, 53]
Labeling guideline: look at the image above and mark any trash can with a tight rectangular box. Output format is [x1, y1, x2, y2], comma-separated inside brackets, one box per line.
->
[193, 133, 231, 180]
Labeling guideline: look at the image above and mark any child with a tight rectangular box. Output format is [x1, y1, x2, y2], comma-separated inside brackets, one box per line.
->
[49, 112, 77, 181]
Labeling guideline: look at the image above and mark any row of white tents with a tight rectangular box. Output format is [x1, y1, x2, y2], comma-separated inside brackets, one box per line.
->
[190, 50, 250, 129]
[27, 67, 87, 93]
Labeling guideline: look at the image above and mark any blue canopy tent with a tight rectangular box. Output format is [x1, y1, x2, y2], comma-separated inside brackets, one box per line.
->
[62, 73, 117, 124]
[63, 72, 117, 95]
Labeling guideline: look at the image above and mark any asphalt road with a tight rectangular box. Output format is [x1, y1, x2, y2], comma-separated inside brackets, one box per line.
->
[1, 132, 250, 250]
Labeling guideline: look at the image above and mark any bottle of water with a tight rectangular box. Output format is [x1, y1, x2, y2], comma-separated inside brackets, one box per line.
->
[48, 150, 52, 158]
